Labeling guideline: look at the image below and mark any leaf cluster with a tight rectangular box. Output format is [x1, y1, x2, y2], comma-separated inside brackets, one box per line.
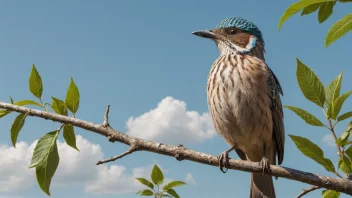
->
[286, 59, 352, 198]
[278, 0, 352, 47]
[136, 165, 186, 198]
[0, 65, 81, 195]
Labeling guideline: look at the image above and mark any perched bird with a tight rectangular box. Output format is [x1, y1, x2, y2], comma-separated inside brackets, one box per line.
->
[192, 17, 285, 198]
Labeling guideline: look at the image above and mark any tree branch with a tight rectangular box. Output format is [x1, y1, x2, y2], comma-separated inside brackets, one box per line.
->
[1, 101, 352, 195]
[296, 186, 321, 198]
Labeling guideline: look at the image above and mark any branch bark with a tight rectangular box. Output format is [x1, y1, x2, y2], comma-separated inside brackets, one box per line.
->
[1, 102, 352, 195]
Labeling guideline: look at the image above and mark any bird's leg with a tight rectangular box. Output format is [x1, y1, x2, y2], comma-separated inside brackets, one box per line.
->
[259, 144, 271, 175]
[218, 146, 236, 173]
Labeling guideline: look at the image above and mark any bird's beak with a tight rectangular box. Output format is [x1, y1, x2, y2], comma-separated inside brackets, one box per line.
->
[192, 30, 217, 39]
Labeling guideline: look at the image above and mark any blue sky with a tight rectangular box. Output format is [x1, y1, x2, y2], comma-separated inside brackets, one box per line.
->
[0, 1, 351, 198]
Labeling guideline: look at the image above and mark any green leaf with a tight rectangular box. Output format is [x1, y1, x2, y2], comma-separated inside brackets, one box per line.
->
[136, 189, 154, 196]
[151, 165, 164, 186]
[326, 14, 352, 47]
[338, 157, 351, 174]
[0, 110, 11, 118]
[9, 96, 14, 104]
[331, 92, 352, 120]
[63, 124, 79, 151]
[136, 178, 154, 189]
[29, 131, 59, 196]
[346, 122, 352, 133]
[346, 144, 352, 160]
[296, 59, 325, 107]
[65, 78, 80, 114]
[162, 181, 186, 191]
[317, 1, 334, 23]
[14, 100, 43, 108]
[336, 131, 350, 147]
[284, 106, 325, 126]
[322, 189, 340, 198]
[10, 113, 27, 148]
[51, 97, 68, 116]
[161, 194, 172, 198]
[338, 111, 352, 122]
[325, 72, 343, 115]
[278, 0, 333, 30]
[167, 189, 180, 198]
[29, 64, 43, 99]
[289, 135, 335, 172]
[301, 3, 323, 16]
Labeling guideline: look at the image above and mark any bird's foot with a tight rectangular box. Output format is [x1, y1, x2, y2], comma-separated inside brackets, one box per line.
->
[259, 156, 271, 175]
[218, 146, 235, 173]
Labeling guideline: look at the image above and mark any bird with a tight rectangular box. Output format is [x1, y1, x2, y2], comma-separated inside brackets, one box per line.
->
[192, 17, 285, 198]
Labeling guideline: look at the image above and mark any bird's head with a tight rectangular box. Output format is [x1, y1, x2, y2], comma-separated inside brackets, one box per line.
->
[193, 17, 264, 57]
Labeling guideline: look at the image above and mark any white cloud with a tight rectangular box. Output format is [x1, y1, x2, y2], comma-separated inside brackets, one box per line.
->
[323, 134, 335, 148]
[0, 142, 36, 192]
[0, 97, 207, 194]
[0, 136, 179, 195]
[126, 96, 216, 144]
[185, 173, 196, 185]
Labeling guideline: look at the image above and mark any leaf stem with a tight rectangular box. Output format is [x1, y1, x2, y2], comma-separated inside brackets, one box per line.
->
[327, 118, 344, 157]
[39, 98, 49, 112]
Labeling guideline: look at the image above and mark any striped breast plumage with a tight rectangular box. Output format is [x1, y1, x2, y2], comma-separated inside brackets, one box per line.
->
[207, 54, 273, 160]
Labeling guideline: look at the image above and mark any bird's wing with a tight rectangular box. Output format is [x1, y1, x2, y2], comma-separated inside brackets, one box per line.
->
[267, 66, 285, 165]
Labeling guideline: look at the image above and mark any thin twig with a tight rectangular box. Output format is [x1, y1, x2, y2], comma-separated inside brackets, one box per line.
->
[96, 145, 139, 165]
[327, 118, 344, 158]
[1, 102, 352, 195]
[296, 186, 321, 198]
[102, 104, 110, 128]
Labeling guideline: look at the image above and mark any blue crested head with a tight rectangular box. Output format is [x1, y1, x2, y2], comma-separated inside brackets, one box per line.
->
[215, 17, 263, 42]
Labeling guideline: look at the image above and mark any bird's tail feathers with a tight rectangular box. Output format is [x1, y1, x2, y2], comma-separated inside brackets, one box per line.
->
[250, 172, 275, 198]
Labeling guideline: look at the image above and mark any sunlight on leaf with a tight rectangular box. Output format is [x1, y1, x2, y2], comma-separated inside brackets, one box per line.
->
[296, 59, 325, 107]
[29, 64, 43, 99]
[29, 131, 59, 196]
[326, 14, 352, 47]
[10, 113, 27, 148]
[289, 135, 335, 173]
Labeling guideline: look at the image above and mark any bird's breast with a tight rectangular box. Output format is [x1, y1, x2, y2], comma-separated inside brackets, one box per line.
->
[207, 54, 272, 146]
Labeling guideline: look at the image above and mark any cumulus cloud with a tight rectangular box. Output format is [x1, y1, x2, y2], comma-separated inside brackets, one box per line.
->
[185, 173, 196, 185]
[0, 136, 182, 195]
[0, 142, 36, 192]
[323, 134, 335, 148]
[126, 97, 216, 144]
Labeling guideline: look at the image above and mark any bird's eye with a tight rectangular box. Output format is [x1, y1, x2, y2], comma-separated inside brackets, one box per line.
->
[230, 29, 239, 35]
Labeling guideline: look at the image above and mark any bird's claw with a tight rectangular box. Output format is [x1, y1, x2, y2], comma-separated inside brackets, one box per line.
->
[218, 151, 230, 173]
[259, 156, 271, 175]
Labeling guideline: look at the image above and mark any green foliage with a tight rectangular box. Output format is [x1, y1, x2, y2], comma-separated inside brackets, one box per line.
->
[279, 0, 352, 47]
[284, 106, 325, 126]
[10, 113, 27, 147]
[51, 97, 68, 116]
[151, 164, 164, 186]
[289, 135, 335, 173]
[331, 92, 352, 120]
[337, 111, 352, 122]
[326, 14, 352, 47]
[29, 64, 43, 99]
[317, 1, 335, 23]
[29, 131, 60, 196]
[135, 165, 186, 198]
[63, 124, 79, 151]
[322, 190, 340, 198]
[325, 72, 342, 115]
[65, 78, 80, 115]
[296, 59, 325, 107]
[0, 65, 82, 195]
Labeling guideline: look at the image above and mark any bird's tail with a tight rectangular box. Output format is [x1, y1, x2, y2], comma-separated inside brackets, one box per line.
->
[250, 172, 275, 198]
